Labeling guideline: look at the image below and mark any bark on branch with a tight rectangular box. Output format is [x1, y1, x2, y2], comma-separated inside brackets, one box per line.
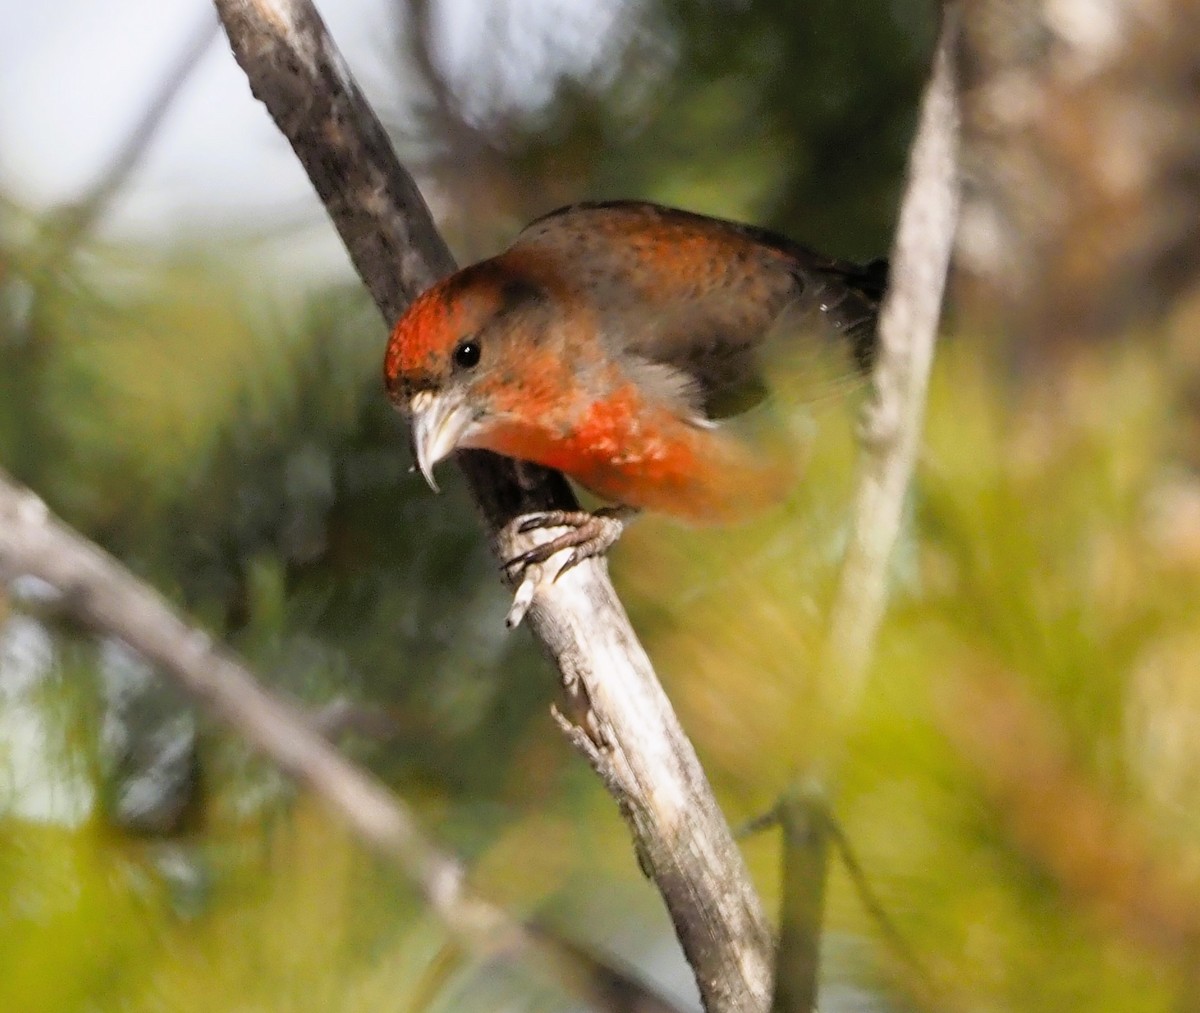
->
[211, 0, 772, 1008]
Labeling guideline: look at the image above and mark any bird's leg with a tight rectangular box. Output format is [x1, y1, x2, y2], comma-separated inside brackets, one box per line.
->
[502, 506, 638, 581]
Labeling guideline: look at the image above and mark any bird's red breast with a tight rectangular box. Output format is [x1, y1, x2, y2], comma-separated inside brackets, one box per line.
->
[478, 371, 792, 523]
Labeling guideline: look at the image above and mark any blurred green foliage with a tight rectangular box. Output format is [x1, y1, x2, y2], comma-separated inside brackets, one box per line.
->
[6, 1, 1200, 1011]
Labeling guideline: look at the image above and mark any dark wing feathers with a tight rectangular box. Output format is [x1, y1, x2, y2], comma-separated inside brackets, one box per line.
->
[511, 201, 886, 417]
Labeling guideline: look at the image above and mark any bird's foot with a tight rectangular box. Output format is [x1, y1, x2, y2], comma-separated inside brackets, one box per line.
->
[501, 506, 636, 627]
[504, 506, 634, 575]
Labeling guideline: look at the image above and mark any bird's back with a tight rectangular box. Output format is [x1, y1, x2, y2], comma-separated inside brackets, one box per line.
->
[509, 201, 885, 419]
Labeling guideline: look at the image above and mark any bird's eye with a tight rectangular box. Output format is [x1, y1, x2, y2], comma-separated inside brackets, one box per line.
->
[452, 339, 481, 370]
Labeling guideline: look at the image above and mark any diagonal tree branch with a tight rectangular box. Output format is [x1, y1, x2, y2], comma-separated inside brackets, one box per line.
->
[0, 471, 685, 1013]
[211, 1, 772, 1009]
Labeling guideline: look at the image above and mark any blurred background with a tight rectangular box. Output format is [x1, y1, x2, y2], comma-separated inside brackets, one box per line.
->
[4, 0, 1200, 1009]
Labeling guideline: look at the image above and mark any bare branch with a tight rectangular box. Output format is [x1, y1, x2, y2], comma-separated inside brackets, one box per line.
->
[212, 1, 772, 1008]
[0, 471, 685, 1013]
[824, 3, 961, 708]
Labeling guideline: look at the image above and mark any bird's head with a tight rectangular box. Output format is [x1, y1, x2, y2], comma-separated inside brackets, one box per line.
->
[384, 262, 555, 490]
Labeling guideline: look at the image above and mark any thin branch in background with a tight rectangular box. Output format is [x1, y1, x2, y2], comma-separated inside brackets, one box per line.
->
[222, 1, 773, 1009]
[748, 796, 937, 1012]
[822, 2, 960, 710]
[402, 0, 486, 163]
[769, 6, 961, 1008]
[767, 783, 831, 1013]
[825, 819, 935, 1002]
[55, 13, 221, 246]
[0, 471, 686, 1013]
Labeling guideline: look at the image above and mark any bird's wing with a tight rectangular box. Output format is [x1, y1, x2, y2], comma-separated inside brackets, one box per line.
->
[509, 201, 886, 419]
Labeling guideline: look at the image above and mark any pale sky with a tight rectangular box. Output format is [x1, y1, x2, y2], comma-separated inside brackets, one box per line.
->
[0, 0, 627, 260]
[1, 0, 413, 246]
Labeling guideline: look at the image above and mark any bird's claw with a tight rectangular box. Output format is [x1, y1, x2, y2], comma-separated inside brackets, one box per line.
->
[499, 507, 636, 627]
[503, 507, 631, 577]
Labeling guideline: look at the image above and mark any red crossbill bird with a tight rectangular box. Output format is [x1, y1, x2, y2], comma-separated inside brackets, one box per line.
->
[384, 201, 885, 575]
